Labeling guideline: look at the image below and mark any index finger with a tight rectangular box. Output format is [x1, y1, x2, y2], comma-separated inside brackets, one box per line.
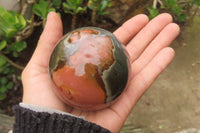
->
[113, 14, 149, 45]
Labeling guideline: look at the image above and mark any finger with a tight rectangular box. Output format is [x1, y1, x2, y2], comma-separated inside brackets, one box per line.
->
[113, 14, 149, 45]
[110, 47, 175, 118]
[29, 12, 63, 68]
[126, 13, 173, 62]
[131, 23, 180, 75]
[129, 47, 175, 106]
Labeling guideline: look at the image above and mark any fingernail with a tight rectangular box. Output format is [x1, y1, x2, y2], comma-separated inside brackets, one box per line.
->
[47, 12, 55, 20]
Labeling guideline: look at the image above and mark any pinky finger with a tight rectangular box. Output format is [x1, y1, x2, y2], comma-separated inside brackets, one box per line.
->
[126, 47, 175, 105]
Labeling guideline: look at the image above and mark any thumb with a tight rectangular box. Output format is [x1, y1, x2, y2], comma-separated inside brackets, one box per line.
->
[29, 12, 63, 69]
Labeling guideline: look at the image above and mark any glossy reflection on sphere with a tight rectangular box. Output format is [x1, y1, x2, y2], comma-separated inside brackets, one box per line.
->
[49, 27, 131, 110]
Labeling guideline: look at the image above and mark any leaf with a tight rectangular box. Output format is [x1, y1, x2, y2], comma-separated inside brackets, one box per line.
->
[48, 8, 56, 13]
[0, 28, 4, 35]
[88, 3, 94, 10]
[0, 6, 5, 14]
[89, 0, 112, 16]
[0, 93, 6, 100]
[52, 0, 62, 8]
[0, 16, 17, 38]
[16, 15, 26, 31]
[0, 63, 9, 74]
[100, 0, 108, 10]
[6, 11, 26, 31]
[1, 11, 16, 26]
[12, 51, 18, 57]
[0, 66, 7, 74]
[0, 65, 5, 73]
[164, 0, 177, 8]
[0, 77, 8, 85]
[107, 0, 112, 7]
[10, 67, 15, 73]
[63, 0, 85, 14]
[32, 5, 43, 17]
[0, 11, 19, 38]
[4, 69, 11, 74]
[178, 14, 186, 22]
[170, 6, 181, 15]
[17, 76, 21, 80]
[148, 7, 159, 20]
[33, 0, 49, 18]
[0, 86, 7, 93]
[0, 8, 26, 37]
[0, 55, 6, 67]
[6, 82, 13, 89]
[0, 40, 6, 50]
[63, 2, 73, 10]
[14, 41, 27, 52]
[56, 12, 61, 17]
[194, 0, 200, 6]
[63, 3, 74, 14]
[0, 64, 14, 75]
[6, 28, 18, 38]
[100, 11, 109, 15]
[76, 7, 86, 13]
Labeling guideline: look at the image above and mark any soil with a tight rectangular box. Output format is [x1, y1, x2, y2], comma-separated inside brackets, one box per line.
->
[0, 87, 22, 116]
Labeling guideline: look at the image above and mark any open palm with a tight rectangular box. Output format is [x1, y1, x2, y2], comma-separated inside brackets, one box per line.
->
[21, 12, 180, 132]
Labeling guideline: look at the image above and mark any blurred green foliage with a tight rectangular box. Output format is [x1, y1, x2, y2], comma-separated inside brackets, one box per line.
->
[0, 6, 27, 100]
[88, 0, 112, 16]
[33, 0, 62, 25]
[88, 0, 112, 25]
[62, 0, 86, 14]
[63, 0, 87, 29]
[148, 0, 200, 23]
[0, 7, 26, 38]
[0, 61, 14, 100]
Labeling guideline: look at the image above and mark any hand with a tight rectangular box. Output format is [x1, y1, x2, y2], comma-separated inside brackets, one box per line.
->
[21, 12, 180, 132]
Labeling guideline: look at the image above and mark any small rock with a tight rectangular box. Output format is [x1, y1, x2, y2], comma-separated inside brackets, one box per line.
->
[0, 113, 14, 133]
[121, 124, 154, 133]
[174, 128, 200, 133]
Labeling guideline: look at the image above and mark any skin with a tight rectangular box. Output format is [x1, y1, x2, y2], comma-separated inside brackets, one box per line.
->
[22, 12, 180, 132]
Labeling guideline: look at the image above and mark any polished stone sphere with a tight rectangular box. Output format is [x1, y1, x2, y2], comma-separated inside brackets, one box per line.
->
[49, 27, 131, 110]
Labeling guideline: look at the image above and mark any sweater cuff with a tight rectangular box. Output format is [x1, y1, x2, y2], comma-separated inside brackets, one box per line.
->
[13, 105, 111, 133]
[19, 103, 85, 119]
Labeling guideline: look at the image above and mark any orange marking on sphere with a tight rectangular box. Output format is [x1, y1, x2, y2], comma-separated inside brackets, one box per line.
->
[52, 65, 106, 106]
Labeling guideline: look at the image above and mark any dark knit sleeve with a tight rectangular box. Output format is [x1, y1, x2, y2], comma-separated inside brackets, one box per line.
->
[13, 105, 111, 133]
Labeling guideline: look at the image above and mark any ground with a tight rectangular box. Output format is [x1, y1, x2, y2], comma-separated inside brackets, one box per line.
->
[0, 111, 14, 133]
[1, 2, 200, 132]
[121, 17, 200, 133]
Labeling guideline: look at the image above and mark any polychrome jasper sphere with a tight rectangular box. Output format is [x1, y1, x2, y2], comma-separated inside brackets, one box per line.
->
[49, 27, 131, 110]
